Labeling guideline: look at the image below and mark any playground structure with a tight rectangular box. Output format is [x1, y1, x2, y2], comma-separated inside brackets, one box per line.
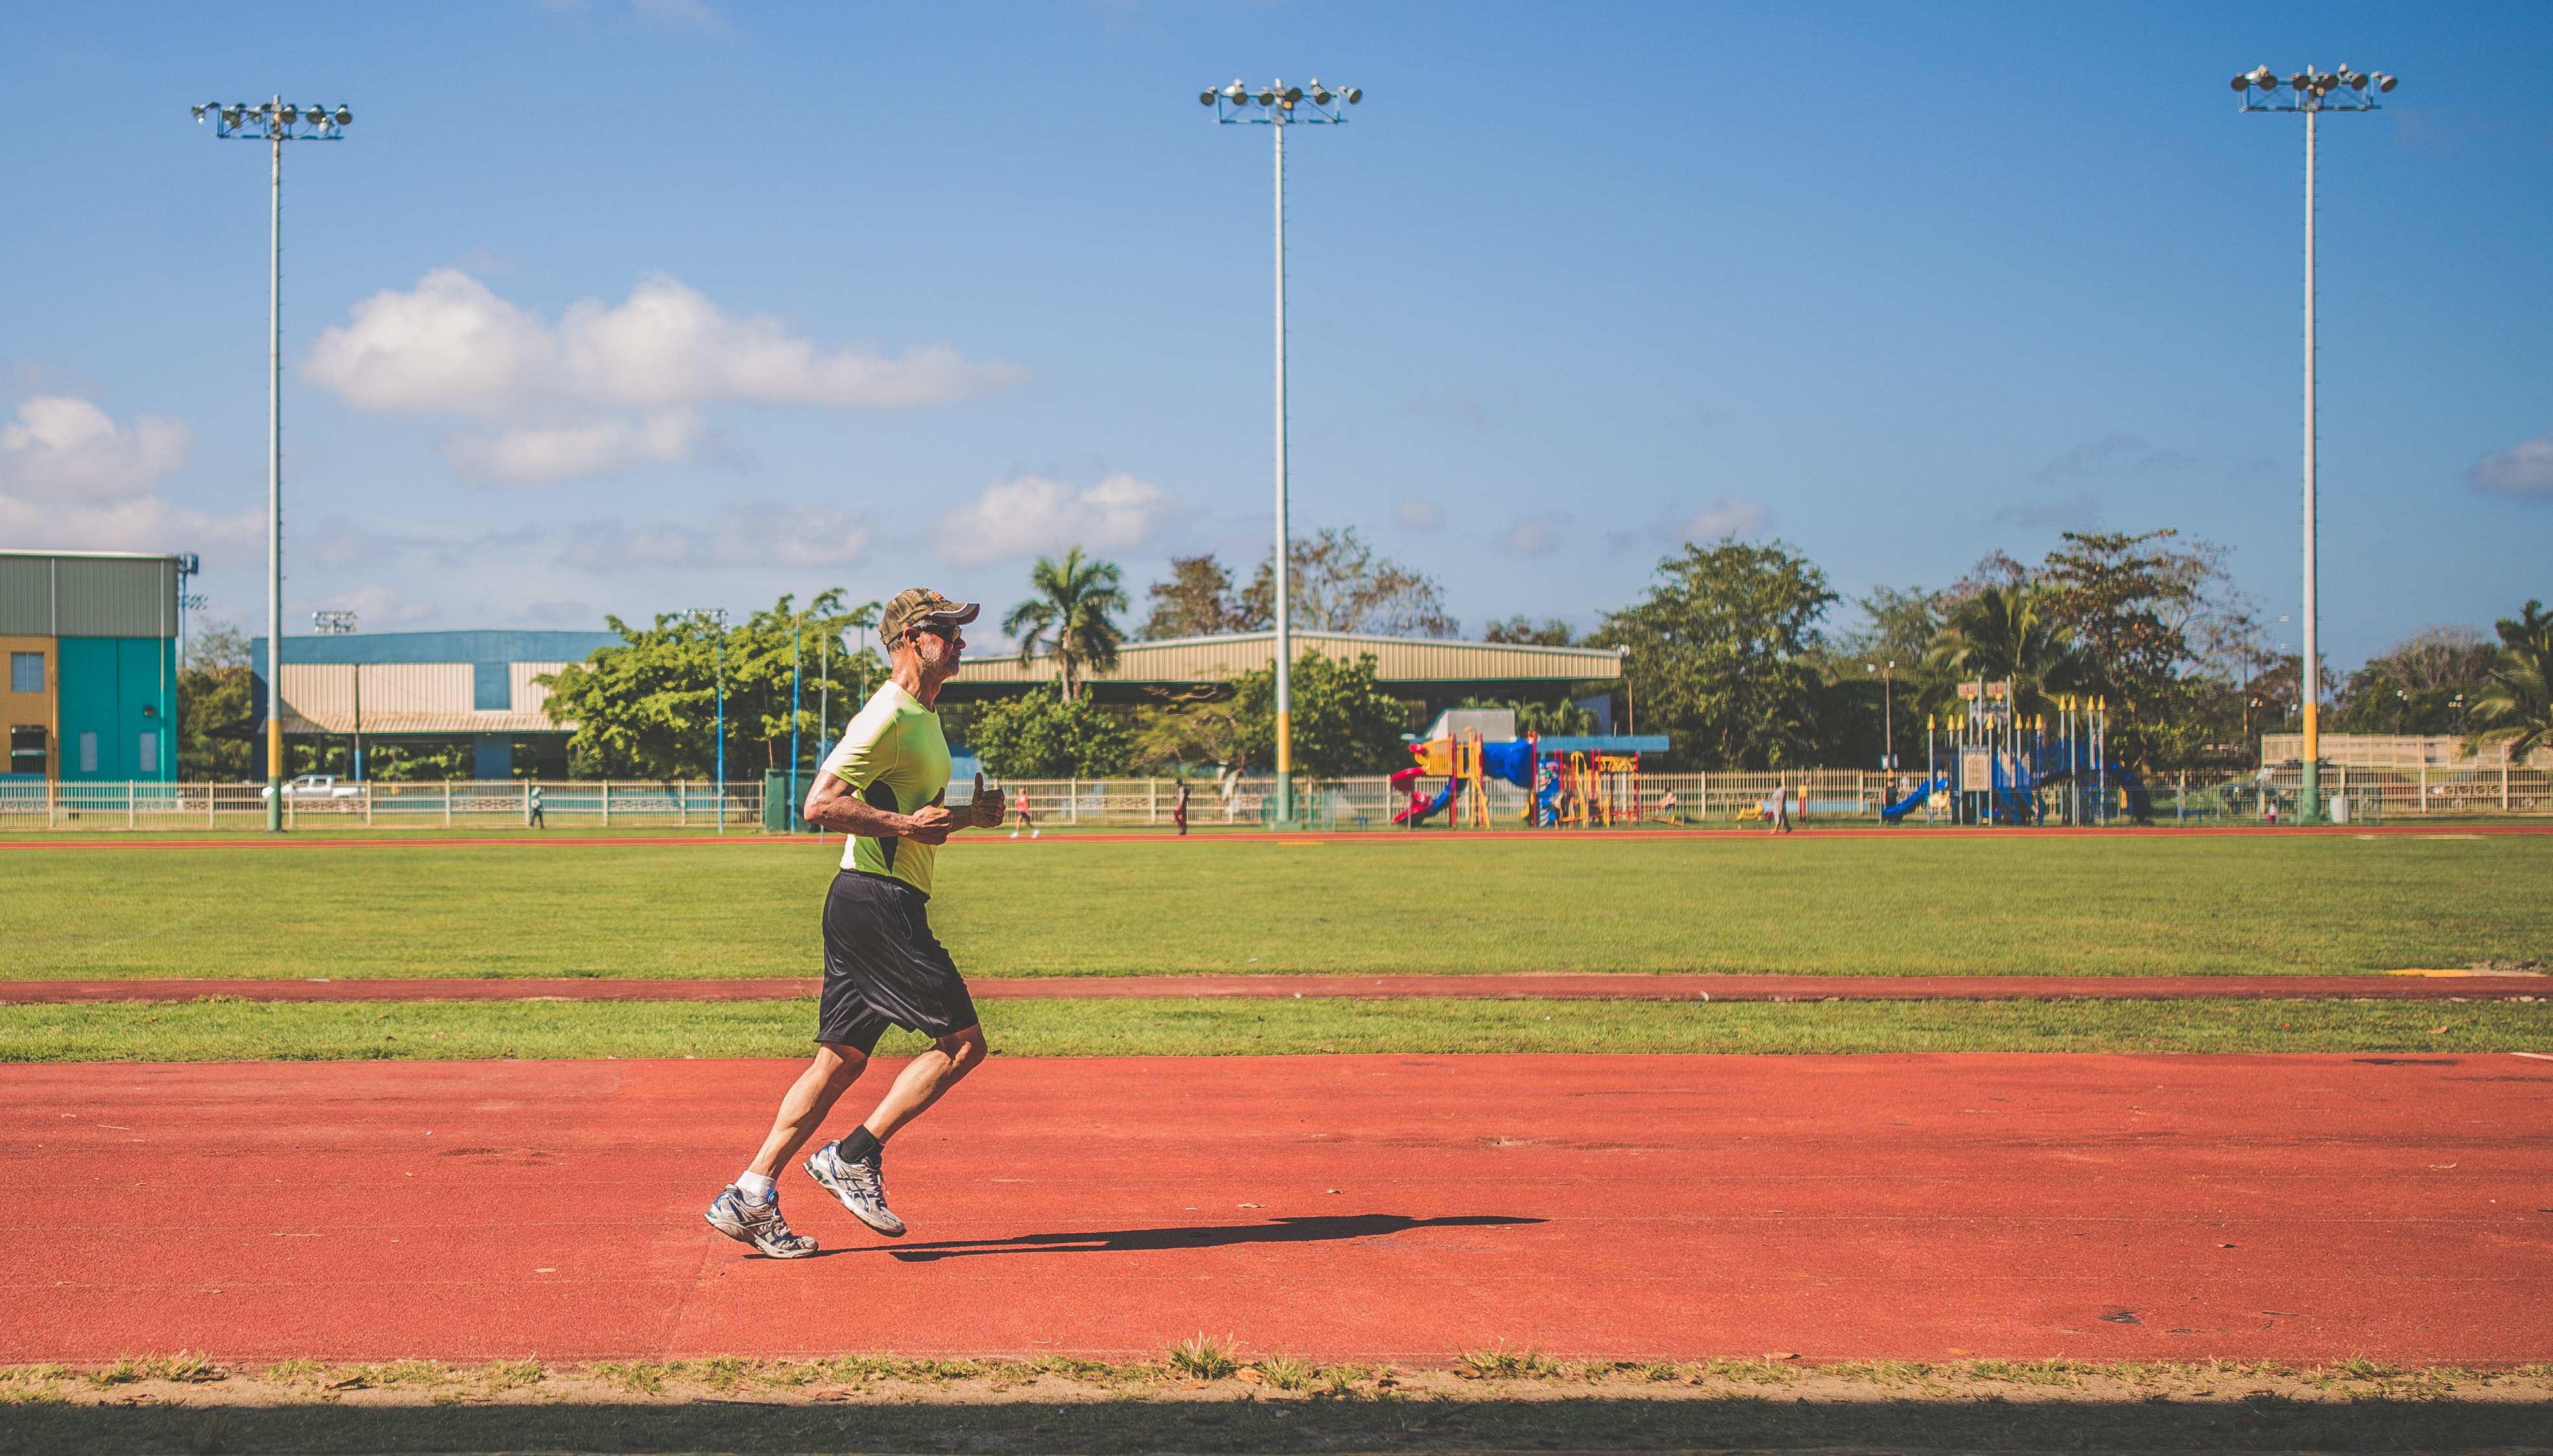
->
[1389, 714, 1672, 829]
[1883, 679, 2150, 826]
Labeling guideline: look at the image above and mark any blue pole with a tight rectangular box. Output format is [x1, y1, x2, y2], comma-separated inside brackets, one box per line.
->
[714, 630, 725, 837]
[790, 619, 802, 833]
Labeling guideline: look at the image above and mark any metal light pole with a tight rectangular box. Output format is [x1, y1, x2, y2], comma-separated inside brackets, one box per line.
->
[1201, 76, 1361, 826]
[1867, 661, 1895, 770]
[195, 96, 352, 831]
[2234, 63, 2394, 824]
[692, 608, 729, 834]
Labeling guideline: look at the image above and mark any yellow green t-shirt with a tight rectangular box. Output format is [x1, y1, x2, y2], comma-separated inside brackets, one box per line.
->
[819, 680, 953, 896]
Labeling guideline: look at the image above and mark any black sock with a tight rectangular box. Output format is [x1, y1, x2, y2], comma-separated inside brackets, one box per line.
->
[840, 1126, 881, 1164]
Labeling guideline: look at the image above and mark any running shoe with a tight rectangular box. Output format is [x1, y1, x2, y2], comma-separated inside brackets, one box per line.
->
[703, 1185, 818, 1258]
[805, 1140, 906, 1237]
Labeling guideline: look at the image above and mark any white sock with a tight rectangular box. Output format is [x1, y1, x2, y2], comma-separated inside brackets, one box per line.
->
[736, 1171, 776, 1202]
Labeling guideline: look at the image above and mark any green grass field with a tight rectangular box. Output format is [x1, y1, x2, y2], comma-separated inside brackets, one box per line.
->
[5, 833, 2545, 982]
[2, 994, 2543, 1061]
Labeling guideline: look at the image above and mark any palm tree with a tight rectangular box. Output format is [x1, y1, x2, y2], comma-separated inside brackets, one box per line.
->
[2466, 599, 2553, 764]
[1922, 582, 2088, 719]
[1001, 547, 1129, 701]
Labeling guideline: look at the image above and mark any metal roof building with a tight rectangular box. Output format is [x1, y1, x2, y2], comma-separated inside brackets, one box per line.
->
[250, 630, 619, 780]
[1, 551, 183, 783]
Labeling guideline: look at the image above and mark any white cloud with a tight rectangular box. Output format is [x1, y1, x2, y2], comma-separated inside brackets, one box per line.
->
[933, 471, 1188, 566]
[0, 395, 191, 500]
[304, 269, 1027, 482]
[1394, 497, 1446, 529]
[311, 584, 439, 629]
[560, 501, 872, 572]
[1502, 512, 1568, 555]
[1666, 495, 1768, 542]
[442, 410, 709, 482]
[0, 395, 254, 557]
[631, 0, 720, 25]
[2471, 434, 2553, 500]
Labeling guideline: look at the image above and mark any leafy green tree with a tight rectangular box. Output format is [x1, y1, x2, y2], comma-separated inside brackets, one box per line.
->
[969, 686, 1136, 778]
[1138, 555, 1242, 640]
[539, 591, 879, 778]
[177, 623, 256, 781]
[1455, 694, 1598, 736]
[1133, 652, 1411, 780]
[2334, 625, 2498, 735]
[1919, 582, 2088, 722]
[2037, 529, 2231, 768]
[1482, 616, 1576, 646]
[2468, 600, 2553, 763]
[1235, 652, 1413, 778]
[1237, 527, 1459, 637]
[1588, 539, 1835, 769]
[1002, 547, 1127, 700]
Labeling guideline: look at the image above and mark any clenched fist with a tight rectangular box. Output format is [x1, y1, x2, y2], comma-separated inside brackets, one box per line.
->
[967, 771, 1007, 828]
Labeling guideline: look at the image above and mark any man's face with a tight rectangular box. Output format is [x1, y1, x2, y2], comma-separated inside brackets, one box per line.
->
[903, 623, 966, 679]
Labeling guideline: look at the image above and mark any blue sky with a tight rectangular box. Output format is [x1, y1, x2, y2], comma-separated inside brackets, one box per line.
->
[2, 1, 2546, 670]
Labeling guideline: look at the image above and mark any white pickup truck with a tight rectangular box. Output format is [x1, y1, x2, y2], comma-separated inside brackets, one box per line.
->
[260, 774, 362, 803]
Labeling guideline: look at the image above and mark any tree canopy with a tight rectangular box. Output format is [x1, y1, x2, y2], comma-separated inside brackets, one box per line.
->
[1001, 547, 1127, 700]
[1589, 538, 1835, 770]
[538, 591, 878, 778]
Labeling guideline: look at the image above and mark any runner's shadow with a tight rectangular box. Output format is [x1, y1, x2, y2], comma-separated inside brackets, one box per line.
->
[869, 1213, 1542, 1262]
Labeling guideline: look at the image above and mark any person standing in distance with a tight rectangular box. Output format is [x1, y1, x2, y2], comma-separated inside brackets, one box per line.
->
[703, 589, 1006, 1258]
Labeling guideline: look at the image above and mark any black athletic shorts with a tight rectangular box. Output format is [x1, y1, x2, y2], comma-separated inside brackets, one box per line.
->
[816, 870, 980, 1055]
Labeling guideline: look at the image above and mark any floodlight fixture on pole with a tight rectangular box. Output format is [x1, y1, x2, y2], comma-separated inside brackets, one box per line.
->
[1200, 76, 1361, 826]
[311, 610, 357, 635]
[2232, 63, 2393, 824]
[195, 96, 353, 830]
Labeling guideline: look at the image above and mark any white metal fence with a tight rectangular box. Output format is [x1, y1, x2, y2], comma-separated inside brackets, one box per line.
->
[0, 780, 761, 831]
[5, 764, 2541, 832]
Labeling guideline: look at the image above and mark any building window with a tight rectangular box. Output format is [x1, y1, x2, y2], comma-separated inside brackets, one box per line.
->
[78, 732, 97, 774]
[8, 653, 39, 695]
[138, 732, 158, 773]
[8, 726, 42, 777]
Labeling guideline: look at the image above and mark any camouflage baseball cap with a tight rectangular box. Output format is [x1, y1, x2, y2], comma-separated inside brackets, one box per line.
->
[879, 588, 980, 639]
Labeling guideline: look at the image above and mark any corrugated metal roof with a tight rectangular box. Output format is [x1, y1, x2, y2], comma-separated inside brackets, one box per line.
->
[955, 630, 1621, 688]
[0, 551, 181, 639]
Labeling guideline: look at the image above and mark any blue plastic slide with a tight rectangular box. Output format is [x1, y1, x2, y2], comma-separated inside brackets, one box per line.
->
[1880, 777, 1948, 824]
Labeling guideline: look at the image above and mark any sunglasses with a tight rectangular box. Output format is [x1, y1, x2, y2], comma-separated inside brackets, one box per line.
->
[909, 623, 960, 641]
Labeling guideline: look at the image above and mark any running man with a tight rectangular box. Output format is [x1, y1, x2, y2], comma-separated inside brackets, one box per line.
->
[703, 588, 1006, 1258]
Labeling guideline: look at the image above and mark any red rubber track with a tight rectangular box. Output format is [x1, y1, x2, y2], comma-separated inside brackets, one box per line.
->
[4, 1053, 2546, 1365]
[4, 973, 2542, 1006]
[1, 824, 2547, 850]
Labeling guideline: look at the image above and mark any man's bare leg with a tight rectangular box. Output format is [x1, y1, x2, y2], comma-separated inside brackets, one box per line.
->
[746, 1043, 868, 1180]
[859, 1024, 987, 1143]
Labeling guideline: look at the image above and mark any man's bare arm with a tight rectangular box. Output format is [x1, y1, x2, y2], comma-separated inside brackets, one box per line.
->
[804, 773, 956, 844]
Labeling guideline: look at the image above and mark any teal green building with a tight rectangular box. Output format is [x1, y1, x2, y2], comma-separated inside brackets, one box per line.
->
[0, 551, 182, 784]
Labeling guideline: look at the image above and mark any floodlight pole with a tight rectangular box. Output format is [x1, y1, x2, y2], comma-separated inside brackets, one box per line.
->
[1272, 112, 1290, 826]
[195, 96, 351, 831]
[2237, 63, 2392, 824]
[1204, 78, 1360, 826]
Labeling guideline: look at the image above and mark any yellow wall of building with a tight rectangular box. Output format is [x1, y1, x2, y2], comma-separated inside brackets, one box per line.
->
[1, 634, 58, 778]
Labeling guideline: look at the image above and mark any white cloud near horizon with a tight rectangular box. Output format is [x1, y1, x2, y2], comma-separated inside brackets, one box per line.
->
[1394, 497, 1446, 529]
[1666, 495, 1769, 542]
[304, 269, 1027, 481]
[1502, 511, 1567, 555]
[560, 500, 872, 572]
[0, 395, 256, 556]
[2470, 434, 2553, 500]
[443, 409, 711, 482]
[933, 471, 1188, 566]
